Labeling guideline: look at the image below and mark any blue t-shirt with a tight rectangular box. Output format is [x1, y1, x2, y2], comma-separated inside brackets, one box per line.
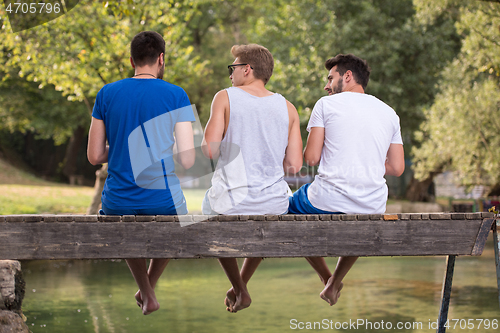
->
[92, 78, 195, 213]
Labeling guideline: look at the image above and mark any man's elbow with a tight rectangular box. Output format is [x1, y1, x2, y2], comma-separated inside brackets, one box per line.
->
[177, 150, 196, 170]
[303, 149, 321, 167]
[180, 155, 196, 170]
[87, 151, 102, 166]
[284, 160, 303, 175]
[388, 162, 405, 177]
[304, 154, 320, 167]
[394, 164, 405, 177]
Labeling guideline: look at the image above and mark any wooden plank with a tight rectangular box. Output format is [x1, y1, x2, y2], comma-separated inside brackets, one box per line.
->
[42, 215, 57, 223]
[73, 215, 99, 223]
[5, 216, 23, 222]
[156, 215, 178, 222]
[57, 215, 74, 222]
[430, 213, 451, 220]
[135, 216, 155, 222]
[0, 219, 484, 260]
[471, 218, 495, 256]
[23, 215, 42, 223]
[121, 215, 136, 222]
[356, 214, 370, 221]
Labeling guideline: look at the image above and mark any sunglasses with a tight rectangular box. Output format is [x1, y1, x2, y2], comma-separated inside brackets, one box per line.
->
[228, 63, 253, 76]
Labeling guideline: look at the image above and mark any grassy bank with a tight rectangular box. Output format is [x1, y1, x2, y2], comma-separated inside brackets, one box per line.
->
[0, 184, 94, 214]
[0, 185, 205, 215]
[0, 157, 207, 214]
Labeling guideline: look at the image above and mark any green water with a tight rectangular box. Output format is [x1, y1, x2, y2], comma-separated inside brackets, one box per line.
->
[21, 235, 499, 333]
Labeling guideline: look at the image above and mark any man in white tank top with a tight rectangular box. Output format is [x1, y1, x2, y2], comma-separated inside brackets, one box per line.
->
[201, 44, 303, 313]
[289, 54, 405, 306]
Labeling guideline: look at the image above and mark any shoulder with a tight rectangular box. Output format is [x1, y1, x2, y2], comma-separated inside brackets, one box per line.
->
[213, 89, 229, 101]
[365, 94, 399, 116]
[211, 90, 230, 111]
[285, 99, 298, 113]
[155, 80, 188, 96]
[99, 78, 129, 91]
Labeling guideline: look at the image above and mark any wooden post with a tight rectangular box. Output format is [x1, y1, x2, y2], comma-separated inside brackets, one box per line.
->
[493, 219, 500, 309]
[437, 255, 456, 333]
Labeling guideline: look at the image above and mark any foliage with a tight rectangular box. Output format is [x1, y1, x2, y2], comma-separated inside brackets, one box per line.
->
[244, 0, 460, 141]
[0, 72, 88, 144]
[412, 1, 500, 189]
[0, 0, 208, 140]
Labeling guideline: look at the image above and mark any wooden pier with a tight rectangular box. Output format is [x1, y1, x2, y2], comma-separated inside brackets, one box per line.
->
[0, 212, 498, 333]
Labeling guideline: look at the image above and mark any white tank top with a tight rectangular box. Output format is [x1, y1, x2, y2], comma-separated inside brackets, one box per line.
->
[207, 87, 291, 214]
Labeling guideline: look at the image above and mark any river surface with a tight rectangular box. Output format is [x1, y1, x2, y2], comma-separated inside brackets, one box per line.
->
[21, 235, 499, 333]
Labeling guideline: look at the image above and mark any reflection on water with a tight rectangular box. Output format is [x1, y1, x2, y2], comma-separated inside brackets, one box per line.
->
[22, 235, 499, 333]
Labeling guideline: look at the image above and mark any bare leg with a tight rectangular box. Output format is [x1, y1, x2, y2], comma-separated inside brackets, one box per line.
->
[218, 258, 252, 313]
[126, 258, 160, 315]
[320, 256, 358, 306]
[305, 257, 332, 285]
[135, 259, 170, 307]
[225, 257, 263, 309]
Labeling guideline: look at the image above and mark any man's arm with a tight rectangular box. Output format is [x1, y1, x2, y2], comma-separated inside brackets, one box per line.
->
[174, 121, 195, 169]
[303, 127, 325, 166]
[87, 117, 108, 165]
[385, 143, 405, 176]
[201, 90, 228, 159]
[283, 100, 303, 175]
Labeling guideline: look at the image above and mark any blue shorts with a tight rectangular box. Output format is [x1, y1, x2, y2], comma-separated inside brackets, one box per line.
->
[100, 202, 188, 216]
[288, 184, 343, 215]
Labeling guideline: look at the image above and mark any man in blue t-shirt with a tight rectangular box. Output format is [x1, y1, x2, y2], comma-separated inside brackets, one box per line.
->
[88, 31, 195, 315]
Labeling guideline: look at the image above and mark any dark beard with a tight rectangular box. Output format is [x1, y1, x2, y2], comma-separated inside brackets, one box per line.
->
[157, 64, 164, 80]
[333, 79, 343, 94]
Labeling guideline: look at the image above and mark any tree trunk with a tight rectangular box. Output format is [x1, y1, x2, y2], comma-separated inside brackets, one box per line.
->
[87, 164, 107, 214]
[405, 172, 439, 202]
[62, 125, 86, 183]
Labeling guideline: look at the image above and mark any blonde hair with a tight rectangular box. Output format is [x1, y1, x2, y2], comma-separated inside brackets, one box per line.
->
[231, 44, 274, 85]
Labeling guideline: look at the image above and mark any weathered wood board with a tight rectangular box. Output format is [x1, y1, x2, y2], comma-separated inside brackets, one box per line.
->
[0, 213, 495, 260]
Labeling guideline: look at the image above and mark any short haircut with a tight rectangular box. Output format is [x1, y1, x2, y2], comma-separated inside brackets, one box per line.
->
[231, 44, 274, 85]
[325, 54, 371, 90]
[130, 31, 165, 67]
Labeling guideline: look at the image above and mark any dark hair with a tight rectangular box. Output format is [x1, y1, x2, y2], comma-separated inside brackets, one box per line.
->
[130, 31, 165, 67]
[231, 44, 274, 85]
[325, 54, 371, 90]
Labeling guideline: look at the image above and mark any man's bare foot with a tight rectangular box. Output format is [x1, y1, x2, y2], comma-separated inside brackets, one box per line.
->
[224, 288, 236, 312]
[320, 277, 343, 306]
[135, 290, 142, 307]
[141, 294, 160, 315]
[229, 289, 251, 313]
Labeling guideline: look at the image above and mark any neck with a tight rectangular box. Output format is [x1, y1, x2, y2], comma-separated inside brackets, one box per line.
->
[133, 66, 157, 79]
[234, 79, 273, 97]
[343, 84, 365, 94]
[133, 73, 156, 78]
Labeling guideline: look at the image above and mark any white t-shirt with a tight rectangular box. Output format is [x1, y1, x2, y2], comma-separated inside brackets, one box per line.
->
[306, 92, 403, 214]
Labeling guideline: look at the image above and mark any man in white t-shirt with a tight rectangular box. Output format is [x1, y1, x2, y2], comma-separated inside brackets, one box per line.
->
[289, 54, 405, 306]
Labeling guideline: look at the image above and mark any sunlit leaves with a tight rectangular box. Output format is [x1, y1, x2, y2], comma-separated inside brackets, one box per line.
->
[412, 1, 500, 189]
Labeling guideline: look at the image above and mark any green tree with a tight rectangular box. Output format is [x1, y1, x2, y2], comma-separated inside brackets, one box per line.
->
[244, 0, 460, 143]
[412, 0, 500, 195]
[0, 0, 208, 181]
